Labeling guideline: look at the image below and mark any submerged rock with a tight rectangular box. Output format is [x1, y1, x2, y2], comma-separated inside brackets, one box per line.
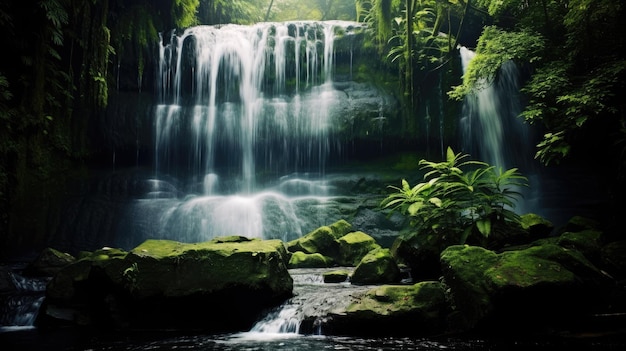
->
[40, 238, 293, 331]
[323, 270, 350, 283]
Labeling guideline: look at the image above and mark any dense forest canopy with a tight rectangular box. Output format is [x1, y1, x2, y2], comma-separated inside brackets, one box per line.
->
[0, 0, 625, 246]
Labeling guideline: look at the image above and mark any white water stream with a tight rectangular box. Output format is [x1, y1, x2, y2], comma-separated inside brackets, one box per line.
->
[242, 268, 368, 338]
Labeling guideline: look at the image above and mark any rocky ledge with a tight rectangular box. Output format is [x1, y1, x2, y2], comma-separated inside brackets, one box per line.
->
[37, 236, 293, 331]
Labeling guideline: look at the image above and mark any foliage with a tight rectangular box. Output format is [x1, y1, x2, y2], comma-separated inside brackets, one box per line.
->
[448, 0, 626, 166]
[0, 0, 204, 245]
[172, 0, 200, 27]
[381, 147, 527, 247]
[448, 26, 544, 99]
[198, 0, 261, 24]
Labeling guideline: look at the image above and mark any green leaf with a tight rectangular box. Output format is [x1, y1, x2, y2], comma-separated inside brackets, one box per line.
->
[446, 146, 455, 163]
[476, 219, 492, 237]
[428, 197, 442, 207]
[408, 202, 424, 216]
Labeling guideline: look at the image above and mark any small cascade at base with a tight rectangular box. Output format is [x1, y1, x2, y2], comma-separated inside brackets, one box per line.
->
[239, 268, 368, 338]
[0, 266, 48, 331]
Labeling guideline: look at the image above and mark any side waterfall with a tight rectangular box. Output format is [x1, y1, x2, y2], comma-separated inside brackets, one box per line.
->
[459, 46, 539, 214]
[459, 46, 532, 170]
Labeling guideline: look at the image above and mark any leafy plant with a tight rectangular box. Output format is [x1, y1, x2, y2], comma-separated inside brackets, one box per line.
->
[381, 147, 528, 247]
[123, 262, 140, 292]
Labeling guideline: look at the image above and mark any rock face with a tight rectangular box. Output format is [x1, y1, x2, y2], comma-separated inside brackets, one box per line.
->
[40, 237, 293, 331]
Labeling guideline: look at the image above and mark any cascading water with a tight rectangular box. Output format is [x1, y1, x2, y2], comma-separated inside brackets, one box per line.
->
[459, 46, 533, 170]
[0, 266, 48, 330]
[117, 22, 365, 248]
[238, 268, 367, 338]
[458, 46, 539, 214]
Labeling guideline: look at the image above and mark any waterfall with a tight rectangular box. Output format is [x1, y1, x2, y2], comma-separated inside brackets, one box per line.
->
[459, 46, 538, 214]
[112, 21, 367, 247]
[155, 22, 354, 191]
[459, 46, 533, 170]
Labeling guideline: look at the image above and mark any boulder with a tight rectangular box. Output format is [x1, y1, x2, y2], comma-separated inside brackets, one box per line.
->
[441, 242, 610, 334]
[323, 281, 448, 336]
[351, 248, 400, 285]
[24, 247, 77, 276]
[520, 213, 554, 239]
[41, 238, 293, 331]
[287, 226, 339, 258]
[390, 233, 444, 281]
[558, 215, 601, 234]
[557, 229, 603, 262]
[338, 231, 381, 266]
[323, 270, 350, 283]
[288, 251, 333, 268]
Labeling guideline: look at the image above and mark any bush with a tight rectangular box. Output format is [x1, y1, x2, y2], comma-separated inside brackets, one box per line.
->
[381, 147, 527, 247]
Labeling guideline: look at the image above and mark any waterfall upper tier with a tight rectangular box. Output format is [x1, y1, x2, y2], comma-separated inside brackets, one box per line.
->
[155, 21, 392, 193]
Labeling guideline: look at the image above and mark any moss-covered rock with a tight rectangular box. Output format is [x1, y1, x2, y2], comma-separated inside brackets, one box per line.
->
[323, 270, 350, 283]
[520, 213, 554, 239]
[440, 242, 610, 334]
[328, 219, 354, 239]
[440, 245, 499, 330]
[351, 248, 400, 285]
[24, 247, 77, 276]
[323, 281, 448, 336]
[288, 251, 333, 268]
[559, 215, 601, 234]
[41, 238, 293, 331]
[287, 225, 339, 258]
[557, 229, 603, 262]
[338, 231, 381, 266]
[390, 233, 446, 281]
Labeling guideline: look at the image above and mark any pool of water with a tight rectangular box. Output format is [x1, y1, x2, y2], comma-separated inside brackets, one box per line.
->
[1, 328, 625, 351]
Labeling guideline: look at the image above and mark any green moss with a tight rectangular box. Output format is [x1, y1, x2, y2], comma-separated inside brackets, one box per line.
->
[287, 226, 339, 258]
[557, 230, 603, 258]
[346, 281, 446, 316]
[351, 248, 400, 285]
[288, 251, 332, 268]
[323, 270, 350, 283]
[328, 219, 353, 239]
[130, 238, 284, 260]
[485, 251, 575, 289]
[338, 231, 382, 266]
